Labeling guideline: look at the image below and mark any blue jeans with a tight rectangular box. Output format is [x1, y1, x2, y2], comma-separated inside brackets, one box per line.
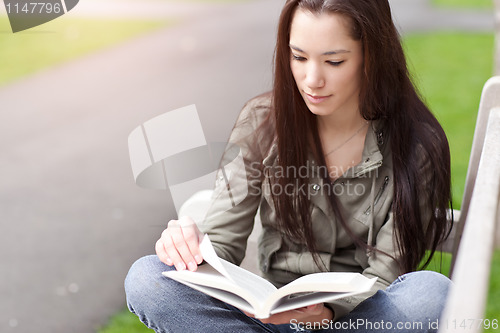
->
[125, 255, 450, 333]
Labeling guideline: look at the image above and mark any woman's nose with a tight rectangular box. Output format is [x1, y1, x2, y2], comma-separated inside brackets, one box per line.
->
[305, 63, 325, 89]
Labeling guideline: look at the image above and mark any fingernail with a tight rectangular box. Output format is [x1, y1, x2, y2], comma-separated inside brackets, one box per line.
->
[176, 262, 186, 271]
[188, 262, 197, 271]
[194, 255, 202, 264]
[165, 258, 173, 265]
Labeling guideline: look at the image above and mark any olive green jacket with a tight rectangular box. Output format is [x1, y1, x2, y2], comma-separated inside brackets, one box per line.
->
[199, 94, 431, 320]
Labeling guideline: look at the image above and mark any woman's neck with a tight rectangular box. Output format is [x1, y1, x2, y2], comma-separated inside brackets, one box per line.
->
[317, 110, 366, 137]
[317, 109, 369, 180]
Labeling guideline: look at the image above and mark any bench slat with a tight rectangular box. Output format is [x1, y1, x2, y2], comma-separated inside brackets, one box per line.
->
[438, 107, 500, 333]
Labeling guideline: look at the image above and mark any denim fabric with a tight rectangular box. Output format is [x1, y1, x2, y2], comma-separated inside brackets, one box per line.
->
[125, 255, 450, 333]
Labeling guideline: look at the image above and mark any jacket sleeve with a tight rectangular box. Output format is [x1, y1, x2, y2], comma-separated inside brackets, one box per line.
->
[197, 95, 273, 265]
[327, 144, 435, 321]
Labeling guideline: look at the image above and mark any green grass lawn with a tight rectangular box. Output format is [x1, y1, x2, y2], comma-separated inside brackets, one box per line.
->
[99, 308, 155, 333]
[99, 31, 500, 332]
[404, 32, 494, 208]
[0, 15, 170, 86]
[432, 0, 493, 8]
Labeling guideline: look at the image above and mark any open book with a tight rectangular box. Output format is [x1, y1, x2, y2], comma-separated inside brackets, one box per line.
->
[163, 235, 376, 319]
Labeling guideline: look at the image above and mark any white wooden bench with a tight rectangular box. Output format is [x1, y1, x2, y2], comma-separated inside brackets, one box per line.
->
[438, 76, 500, 333]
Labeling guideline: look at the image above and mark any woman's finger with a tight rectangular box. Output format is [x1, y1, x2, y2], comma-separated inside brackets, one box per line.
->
[168, 219, 199, 271]
[178, 216, 203, 265]
[155, 235, 172, 266]
[156, 225, 178, 265]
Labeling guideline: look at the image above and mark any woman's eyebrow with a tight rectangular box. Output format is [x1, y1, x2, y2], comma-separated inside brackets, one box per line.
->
[323, 49, 350, 55]
[289, 44, 350, 55]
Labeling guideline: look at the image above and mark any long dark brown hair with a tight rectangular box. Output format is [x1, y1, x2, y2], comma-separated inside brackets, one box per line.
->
[271, 0, 452, 273]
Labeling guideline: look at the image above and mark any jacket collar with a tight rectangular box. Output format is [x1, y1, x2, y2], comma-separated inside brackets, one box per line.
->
[261, 121, 386, 218]
[345, 120, 384, 179]
[262, 120, 385, 178]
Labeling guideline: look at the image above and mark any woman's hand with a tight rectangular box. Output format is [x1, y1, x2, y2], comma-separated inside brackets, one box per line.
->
[245, 303, 333, 325]
[155, 216, 204, 271]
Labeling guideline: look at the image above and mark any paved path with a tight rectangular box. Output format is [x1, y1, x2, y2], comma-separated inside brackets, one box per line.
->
[65, 0, 226, 19]
[390, 0, 494, 33]
[66, 0, 495, 32]
[0, 1, 282, 332]
[0, 1, 495, 333]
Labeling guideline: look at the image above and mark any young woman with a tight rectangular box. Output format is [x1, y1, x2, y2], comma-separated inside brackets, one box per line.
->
[125, 0, 453, 332]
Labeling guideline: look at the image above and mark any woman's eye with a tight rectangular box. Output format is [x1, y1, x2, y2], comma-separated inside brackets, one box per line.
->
[327, 60, 345, 66]
[292, 54, 306, 61]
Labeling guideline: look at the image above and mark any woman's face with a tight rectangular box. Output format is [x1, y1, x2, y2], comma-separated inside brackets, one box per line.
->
[289, 8, 363, 119]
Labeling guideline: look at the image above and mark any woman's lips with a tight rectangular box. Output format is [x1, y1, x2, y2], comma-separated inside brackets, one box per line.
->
[305, 93, 331, 104]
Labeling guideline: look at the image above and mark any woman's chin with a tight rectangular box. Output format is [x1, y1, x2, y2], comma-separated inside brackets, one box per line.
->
[305, 103, 332, 116]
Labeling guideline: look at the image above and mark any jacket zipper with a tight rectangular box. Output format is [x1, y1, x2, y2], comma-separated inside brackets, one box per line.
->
[364, 176, 390, 215]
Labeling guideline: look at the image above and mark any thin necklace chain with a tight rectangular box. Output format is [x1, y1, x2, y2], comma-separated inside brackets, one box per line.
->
[324, 121, 369, 157]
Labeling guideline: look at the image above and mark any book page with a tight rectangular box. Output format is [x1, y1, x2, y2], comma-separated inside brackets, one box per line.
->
[177, 280, 256, 315]
[269, 291, 364, 315]
[264, 273, 377, 315]
[200, 235, 277, 300]
[199, 235, 232, 281]
[279, 272, 373, 294]
[219, 258, 277, 301]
